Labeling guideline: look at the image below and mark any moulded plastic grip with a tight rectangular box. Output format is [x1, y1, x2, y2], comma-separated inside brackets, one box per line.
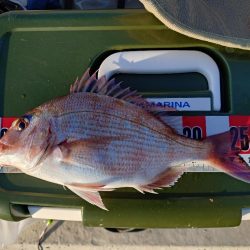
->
[98, 50, 221, 111]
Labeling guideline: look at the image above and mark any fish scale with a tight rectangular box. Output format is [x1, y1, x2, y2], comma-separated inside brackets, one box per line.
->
[53, 110, 168, 145]
[43, 92, 209, 182]
[52, 131, 191, 183]
[46, 93, 169, 134]
[48, 93, 205, 150]
[55, 119, 173, 164]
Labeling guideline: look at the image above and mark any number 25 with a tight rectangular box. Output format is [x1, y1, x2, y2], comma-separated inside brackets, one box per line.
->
[230, 126, 249, 151]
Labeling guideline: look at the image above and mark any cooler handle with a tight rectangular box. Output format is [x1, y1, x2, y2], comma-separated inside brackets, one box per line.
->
[98, 50, 221, 111]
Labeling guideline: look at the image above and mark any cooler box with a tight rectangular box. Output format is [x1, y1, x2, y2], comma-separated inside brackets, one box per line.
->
[0, 10, 250, 228]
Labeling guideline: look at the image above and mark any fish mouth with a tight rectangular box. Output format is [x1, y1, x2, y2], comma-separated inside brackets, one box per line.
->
[0, 141, 14, 167]
[0, 147, 8, 167]
[0, 163, 12, 167]
[0, 135, 15, 146]
[0, 140, 9, 151]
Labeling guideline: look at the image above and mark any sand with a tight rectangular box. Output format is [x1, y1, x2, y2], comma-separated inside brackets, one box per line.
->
[1, 220, 250, 249]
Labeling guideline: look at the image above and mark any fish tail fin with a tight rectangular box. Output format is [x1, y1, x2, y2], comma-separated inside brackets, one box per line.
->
[207, 132, 250, 183]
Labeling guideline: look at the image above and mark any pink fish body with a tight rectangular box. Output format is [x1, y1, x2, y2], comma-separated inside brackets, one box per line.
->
[0, 69, 249, 210]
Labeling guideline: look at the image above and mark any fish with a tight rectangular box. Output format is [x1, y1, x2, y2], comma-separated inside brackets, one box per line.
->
[0, 68, 249, 210]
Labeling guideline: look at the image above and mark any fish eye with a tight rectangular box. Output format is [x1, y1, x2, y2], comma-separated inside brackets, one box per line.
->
[11, 114, 32, 131]
[17, 118, 29, 131]
[18, 121, 26, 131]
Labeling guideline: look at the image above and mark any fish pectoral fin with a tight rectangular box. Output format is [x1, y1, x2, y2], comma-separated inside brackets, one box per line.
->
[59, 136, 128, 160]
[141, 166, 186, 192]
[54, 136, 129, 167]
[66, 185, 108, 211]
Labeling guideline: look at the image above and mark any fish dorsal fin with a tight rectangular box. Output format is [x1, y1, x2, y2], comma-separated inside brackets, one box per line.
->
[155, 114, 183, 134]
[70, 69, 176, 113]
[70, 69, 143, 101]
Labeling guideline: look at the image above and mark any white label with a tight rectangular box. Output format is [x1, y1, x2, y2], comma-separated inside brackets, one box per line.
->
[239, 154, 250, 167]
[206, 116, 229, 136]
[146, 98, 211, 111]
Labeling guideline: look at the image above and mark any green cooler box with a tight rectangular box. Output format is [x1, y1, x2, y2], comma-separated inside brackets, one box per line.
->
[0, 10, 250, 228]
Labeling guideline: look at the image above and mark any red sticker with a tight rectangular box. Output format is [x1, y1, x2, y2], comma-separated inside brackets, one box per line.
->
[1, 117, 17, 129]
[182, 116, 207, 139]
[229, 116, 250, 127]
[229, 116, 250, 154]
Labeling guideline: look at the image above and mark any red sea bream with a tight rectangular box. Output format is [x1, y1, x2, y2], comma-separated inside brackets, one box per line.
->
[0, 69, 249, 210]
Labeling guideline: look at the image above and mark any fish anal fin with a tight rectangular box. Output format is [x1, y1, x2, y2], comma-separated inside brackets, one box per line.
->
[67, 185, 108, 211]
[144, 166, 186, 190]
[134, 186, 159, 194]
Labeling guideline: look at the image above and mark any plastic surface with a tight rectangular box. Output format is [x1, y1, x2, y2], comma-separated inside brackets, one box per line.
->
[28, 206, 82, 221]
[242, 208, 250, 221]
[98, 50, 221, 110]
[0, 10, 249, 228]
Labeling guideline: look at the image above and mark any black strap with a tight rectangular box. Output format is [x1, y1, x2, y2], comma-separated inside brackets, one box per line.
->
[63, 0, 73, 9]
[117, 0, 125, 9]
